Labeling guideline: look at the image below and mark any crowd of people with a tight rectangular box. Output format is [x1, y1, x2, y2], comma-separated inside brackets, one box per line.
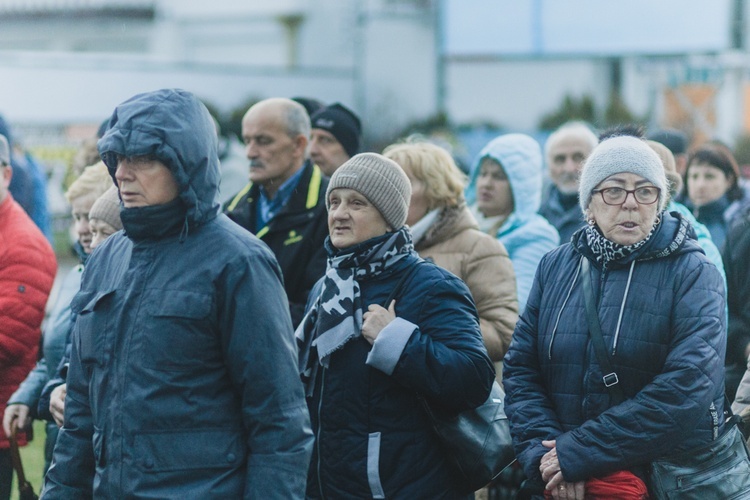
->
[0, 88, 750, 499]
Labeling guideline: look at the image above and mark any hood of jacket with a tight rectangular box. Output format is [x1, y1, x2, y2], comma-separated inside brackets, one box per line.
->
[97, 89, 220, 228]
[466, 133, 543, 232]
[572, 210, 703, 268]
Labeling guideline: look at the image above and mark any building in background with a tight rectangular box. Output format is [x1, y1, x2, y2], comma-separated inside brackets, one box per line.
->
[1, 0, 750, 162]
[443, 0, 749, 150]
[0, 0, 437, 144]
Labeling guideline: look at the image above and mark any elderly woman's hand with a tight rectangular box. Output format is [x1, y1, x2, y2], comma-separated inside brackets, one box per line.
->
[3, 404, 31, 437]
[50, 383, 67, 427]
[362, 300, 396, 345]
[541, 439, 585, 499]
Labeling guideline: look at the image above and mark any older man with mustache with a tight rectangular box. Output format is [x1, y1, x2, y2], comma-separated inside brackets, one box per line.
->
[225, 98, 329, 327]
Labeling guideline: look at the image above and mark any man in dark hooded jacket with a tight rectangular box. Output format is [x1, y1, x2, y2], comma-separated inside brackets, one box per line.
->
[42, 89, 313, 499]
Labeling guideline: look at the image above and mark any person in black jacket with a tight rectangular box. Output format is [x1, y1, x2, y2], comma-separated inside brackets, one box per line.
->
[42, 89, 313, 499]
[225, 97, 329, 327]
[297, 153, 494, 499]
[724, 207, 750, 403]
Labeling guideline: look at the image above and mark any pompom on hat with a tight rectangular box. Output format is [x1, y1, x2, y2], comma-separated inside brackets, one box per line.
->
[579, 135, 668, 213]
[326, 152, 411, 229]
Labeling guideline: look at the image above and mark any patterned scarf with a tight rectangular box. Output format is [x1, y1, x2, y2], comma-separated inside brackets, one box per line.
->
[296, 226, 414, 393]
[584, 217, 659, 270]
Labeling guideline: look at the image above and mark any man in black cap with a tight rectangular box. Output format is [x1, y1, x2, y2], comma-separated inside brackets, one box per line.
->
[309, 103, 362, 176]
[291, 96, 325, 118]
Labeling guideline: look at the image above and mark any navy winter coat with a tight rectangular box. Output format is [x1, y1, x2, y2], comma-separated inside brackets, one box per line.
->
[42, 89, 313, 499]
[504, 211, 727, 483]
[305, 254, 495, 499]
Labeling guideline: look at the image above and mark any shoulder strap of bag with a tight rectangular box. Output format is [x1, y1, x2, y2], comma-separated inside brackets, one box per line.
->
[382, 259, 425, 308]
[580, 257, 627, 405]
[9, 426, 35, 497]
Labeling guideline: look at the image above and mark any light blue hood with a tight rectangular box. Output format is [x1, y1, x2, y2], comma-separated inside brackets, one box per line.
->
[466, 133, 544, 230]
[466, 133, 559, 312]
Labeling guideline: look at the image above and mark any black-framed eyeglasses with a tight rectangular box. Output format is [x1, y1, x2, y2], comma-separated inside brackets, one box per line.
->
[592, 186, 660, 205]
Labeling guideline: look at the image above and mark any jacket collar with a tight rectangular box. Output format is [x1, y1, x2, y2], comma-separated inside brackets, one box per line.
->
[573, 210, 699, 268]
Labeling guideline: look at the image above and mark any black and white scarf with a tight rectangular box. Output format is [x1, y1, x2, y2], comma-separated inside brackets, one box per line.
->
[296, 227, 414, 393]
[584, 217, 659, 270]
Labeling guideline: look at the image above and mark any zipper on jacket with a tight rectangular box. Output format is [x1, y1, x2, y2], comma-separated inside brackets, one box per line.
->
[316, 367, 326, 500]
[548, 258, 582, 359]
[611, 261, 636, 356]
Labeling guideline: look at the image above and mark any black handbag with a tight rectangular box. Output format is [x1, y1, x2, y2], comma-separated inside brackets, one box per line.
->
[416, 382, 516, 490]
[648, 424, 750, 499]
[384, 260, 516, 491]
[581, 257, 750, 500]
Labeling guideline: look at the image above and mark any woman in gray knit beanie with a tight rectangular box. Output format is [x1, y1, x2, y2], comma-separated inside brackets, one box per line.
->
[89, 185, 123, 249]
[297, 152, 495, 498]
[578, 135, 667, 245]
[504, 134, 738, 498]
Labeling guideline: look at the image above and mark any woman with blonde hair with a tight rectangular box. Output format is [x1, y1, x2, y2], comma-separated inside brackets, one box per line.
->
[384, 141, 518, 361]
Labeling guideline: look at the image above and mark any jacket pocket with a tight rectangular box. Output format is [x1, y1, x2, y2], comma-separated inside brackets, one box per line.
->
[141, 290, 215, 371]
[134, 428, 245, 472]
[72, 290, 116, 366]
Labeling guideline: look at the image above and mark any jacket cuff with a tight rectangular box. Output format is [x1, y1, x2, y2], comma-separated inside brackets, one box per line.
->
[366, 317, 416, 375]
[555, 432, 586, 482]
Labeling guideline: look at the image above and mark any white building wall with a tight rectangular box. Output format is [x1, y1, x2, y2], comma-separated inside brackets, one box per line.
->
[359, 10, 438, 140]
[446, 58, 611, 131]
[0, 0, 747, 148]
[0, 0, 438, 143]
[0, 52, 355, 123]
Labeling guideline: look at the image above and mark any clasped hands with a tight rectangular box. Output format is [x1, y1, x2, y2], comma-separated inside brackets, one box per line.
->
[540, 440, 585, 499]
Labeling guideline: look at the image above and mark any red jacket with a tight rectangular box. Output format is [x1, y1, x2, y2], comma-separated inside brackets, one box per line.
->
[0, 194, 56, 448]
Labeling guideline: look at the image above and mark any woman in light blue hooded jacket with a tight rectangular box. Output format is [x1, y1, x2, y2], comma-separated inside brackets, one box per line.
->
[467, 133, 560, 312]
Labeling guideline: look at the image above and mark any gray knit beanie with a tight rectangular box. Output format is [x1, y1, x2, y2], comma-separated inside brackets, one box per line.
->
[326, 152, 411, 229]
[579, 136, 668, 212]
[89, 186, 123, 231]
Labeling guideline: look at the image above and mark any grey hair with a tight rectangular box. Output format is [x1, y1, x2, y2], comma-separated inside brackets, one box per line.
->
[284, 100, 311, 139]
[545, 121, 599, 160]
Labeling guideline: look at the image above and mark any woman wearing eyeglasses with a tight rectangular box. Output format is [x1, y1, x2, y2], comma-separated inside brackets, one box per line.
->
[503, 136, 742, 499]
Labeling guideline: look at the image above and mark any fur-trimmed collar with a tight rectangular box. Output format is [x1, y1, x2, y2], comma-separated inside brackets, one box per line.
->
[415, 204, 478, 250]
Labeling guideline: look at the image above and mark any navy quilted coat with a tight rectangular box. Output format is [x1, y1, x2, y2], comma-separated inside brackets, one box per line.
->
[503, 211, 727, 483]
[305, 254, 495, 499]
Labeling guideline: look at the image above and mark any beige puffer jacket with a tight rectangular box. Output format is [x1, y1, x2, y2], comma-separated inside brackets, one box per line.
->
[415, 205, 519, 362]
